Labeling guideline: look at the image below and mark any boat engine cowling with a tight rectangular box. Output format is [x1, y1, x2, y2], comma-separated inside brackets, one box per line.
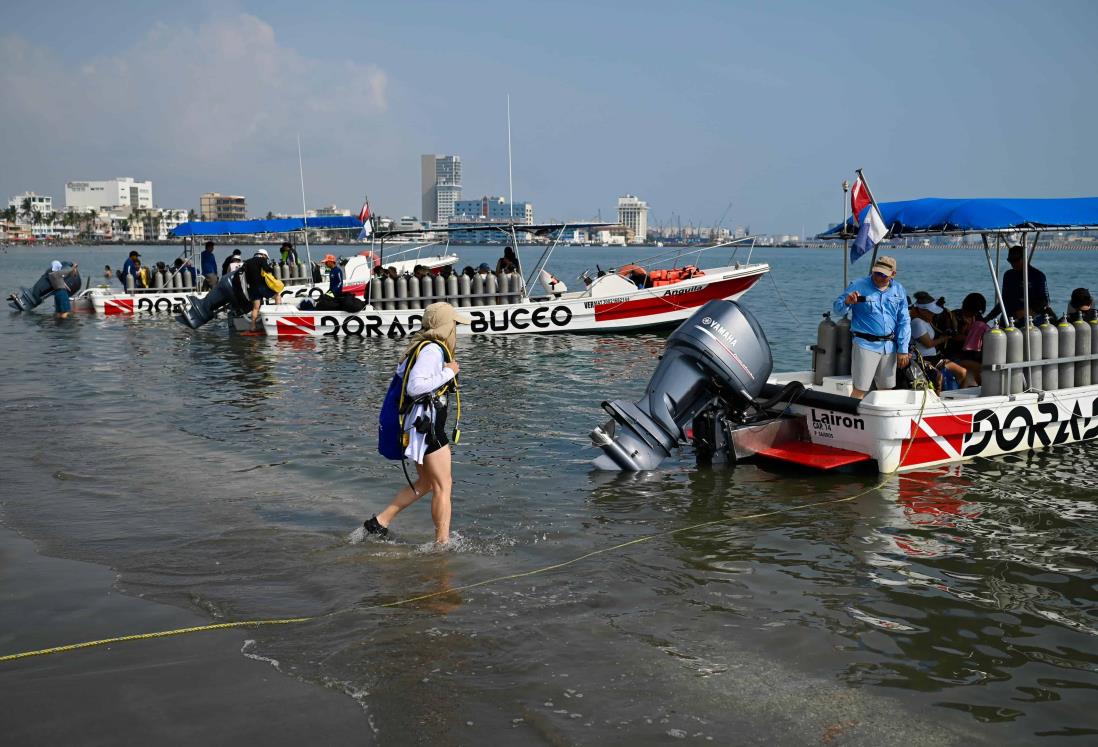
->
[176, 271, 251, 329]
[9, 262, 82, 312]
[590, 300, 773, 471]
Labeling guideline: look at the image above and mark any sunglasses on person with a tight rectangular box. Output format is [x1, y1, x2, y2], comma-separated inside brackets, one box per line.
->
[872, 271, 890, 279]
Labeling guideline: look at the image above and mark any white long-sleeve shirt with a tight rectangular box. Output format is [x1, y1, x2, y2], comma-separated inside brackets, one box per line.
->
[397, 343, 455, 463]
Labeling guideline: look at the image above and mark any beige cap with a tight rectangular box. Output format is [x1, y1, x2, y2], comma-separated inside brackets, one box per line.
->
[871, 255, 897, 274]
[423, 301, 472, 326]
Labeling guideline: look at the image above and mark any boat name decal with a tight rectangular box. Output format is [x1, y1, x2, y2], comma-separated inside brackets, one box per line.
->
[584, 296, 633, 309]
[961, 394, 1098, 456]
[468, 305, 572, 333]
[810, 408, 865, 438]
[312, 304, 572, 337]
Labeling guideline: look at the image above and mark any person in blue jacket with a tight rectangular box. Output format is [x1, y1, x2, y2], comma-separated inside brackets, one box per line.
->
[200, 241, 218, 290]
[120, 250, 141, 290]
[325, 254, 343, 296]
[833, 255, 911, 399]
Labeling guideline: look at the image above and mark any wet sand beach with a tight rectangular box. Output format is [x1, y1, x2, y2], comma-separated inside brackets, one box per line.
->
[0, 526, 368, 745]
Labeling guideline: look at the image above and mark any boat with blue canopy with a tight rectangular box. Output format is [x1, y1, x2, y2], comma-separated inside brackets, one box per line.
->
[589, 184, 1098, 475]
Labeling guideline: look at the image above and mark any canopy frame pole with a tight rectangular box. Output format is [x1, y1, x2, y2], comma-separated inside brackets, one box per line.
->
[1020, 232, 1032, 390]
[981, 232, 1012, 396]
[841, 179, 849, 290]
[297, 136, 314, 289]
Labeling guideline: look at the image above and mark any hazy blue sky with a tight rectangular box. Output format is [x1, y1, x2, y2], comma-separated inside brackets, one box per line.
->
[2, 0, 1095, 234]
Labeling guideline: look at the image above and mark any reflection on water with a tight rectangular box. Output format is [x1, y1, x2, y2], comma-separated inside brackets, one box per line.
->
[2, 246, 1097, 740]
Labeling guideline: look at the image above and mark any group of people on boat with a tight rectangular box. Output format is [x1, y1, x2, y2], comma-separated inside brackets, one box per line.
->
[107, 241, 302, 295]
[835, 250, 1093, 398]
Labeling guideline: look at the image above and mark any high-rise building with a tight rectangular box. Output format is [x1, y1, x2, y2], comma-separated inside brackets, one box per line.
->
[200, 192, 247, 221]
[617, 195, 649, 244]
[450, 196, 535, 243]
[421, 154, 462, 225]
[65, 178, 153, 212]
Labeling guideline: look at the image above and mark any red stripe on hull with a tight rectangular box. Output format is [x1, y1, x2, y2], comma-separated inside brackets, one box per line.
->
[275, 316, 315, 336]
[104, 299, 134, 315]
[593, 275, 761, 322]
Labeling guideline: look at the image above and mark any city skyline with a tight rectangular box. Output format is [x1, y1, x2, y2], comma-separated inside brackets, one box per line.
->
[1, 1, 1096, 235]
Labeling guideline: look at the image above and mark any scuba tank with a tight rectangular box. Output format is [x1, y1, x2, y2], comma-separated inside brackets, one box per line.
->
[812, 312, 838, 386]
[433, 274, 446, 302]
[457, 274, 471, 306]
[1057, 320, 1075, 389]
[835, 316, 852, 376]
[382, 276, 395, 310]
[395, 276, 408, 310]
[1041, 321, 1059, 391]
[1004, 326, 1024, 394]
[446, 274, 459, 305]
[1026, 321, 1043, 391]
[1073, 317, 1091, 387]
[1091, 319, 1098, 387]
[484, 272, 499, 306]
[370, 277, 382, 307]
[420, 275, 434, 307]
[981, 326, 1007, 396]
[472, 274, 485, 306]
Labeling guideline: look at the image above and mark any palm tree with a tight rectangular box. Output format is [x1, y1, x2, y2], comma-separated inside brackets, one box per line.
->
[20, 197, 34, 222]
[2, 205, 16, 223]
[31, 209, 43, 227]
[187, 208, 198, 222]
[266, 211, 274, 220]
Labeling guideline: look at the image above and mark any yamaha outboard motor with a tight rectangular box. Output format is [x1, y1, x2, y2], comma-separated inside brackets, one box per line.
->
[9, 262, 82, 312]
[591, 300, 773, 471]
[176, 271, 250, 329]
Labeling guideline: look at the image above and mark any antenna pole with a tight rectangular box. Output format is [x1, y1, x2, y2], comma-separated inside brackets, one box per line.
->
[297, 135, 314, 286]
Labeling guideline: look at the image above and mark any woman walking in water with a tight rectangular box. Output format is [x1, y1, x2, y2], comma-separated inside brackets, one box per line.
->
[366, 302, 471, 544]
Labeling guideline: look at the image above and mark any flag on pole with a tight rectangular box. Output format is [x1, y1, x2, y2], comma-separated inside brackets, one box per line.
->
[850, 175, 872, 227]
[357, 200, 372, 240]
[851, 203, 886, 263]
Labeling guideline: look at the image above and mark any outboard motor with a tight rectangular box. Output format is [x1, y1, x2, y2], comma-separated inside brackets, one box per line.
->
[590, 300, 774, 471]
[176, 270, 251, 329]
[9, 262, 82, 311]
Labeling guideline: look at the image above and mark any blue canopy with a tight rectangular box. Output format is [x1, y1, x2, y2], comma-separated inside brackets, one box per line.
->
[822, 197, 1098, 237]
[170, 216, 364, 237]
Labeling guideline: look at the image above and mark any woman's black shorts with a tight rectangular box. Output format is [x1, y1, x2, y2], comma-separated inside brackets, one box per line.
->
[425, 404, 449, 455]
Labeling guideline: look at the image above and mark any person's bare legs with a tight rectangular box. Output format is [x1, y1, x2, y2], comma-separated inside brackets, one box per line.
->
[250, 300, 262, 331]
[375, 446, 453, 544]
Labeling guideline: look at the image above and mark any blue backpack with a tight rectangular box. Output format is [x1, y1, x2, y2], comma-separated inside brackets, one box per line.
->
[378, 341, 454, 460]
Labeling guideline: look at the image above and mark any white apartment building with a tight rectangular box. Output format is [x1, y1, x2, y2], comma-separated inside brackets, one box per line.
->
[8, 192, 54, 218]
[65, 178, 154, 212]
[421, 154, 462, 226]
[617, 195, 649, 244]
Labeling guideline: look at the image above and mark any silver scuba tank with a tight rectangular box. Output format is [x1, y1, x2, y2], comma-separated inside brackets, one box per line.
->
[472, 274, 485, 306]
[981, 326, 1007, 396]
[420, 275, 434, 307]
[153, 271, 164, 289]
[457, 274, 471, 306]
[1073, 318, 1091, 387]
[446, 274, 459, 304]
[381, 276, 394, 310]
[1091, 319, 1098, 386]
[1004, 326, 1024, 393]
[1058, 320, 1075, 389]
[370, 277, 382, 307]
[812, 313, 838, 386]
[484, 273, 499, 306]
[125, 273, 135, 292]
[1026, 322, 1043, 391]
[1041, 321, 1059, 391]
[434, 275, 446, 301]
[835, 316, 852, 376]
[395, 276, 408, 310]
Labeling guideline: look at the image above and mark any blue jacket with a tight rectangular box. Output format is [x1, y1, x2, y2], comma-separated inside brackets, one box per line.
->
[833, 276, 911, 354]
[200, 249, 217, 275]
[329, 265, 344, 296]
[121, 257, 139, 286]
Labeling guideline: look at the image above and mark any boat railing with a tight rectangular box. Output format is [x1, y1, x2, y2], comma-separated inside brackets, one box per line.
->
[625, 236, 758, 270]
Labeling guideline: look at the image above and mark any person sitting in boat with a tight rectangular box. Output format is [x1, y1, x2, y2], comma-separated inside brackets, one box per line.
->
[134, 259, 151, 289]
[200, 241, 218, 290]
[908, 292, 967, 390]
[833, 255, 911, 399]
[222, 248, 243, 276]
[279, 242, 299, 265]
[461, 265, 476, 279]
[325, 253, 343, 296]
[946, 293, 989, 387]
[495, 246, 518, 274]
[120, 250, 141, 290]
[1066, 287, 1094, 322]
[476, 263, 492, 278]
[413, 265, 429, 280]
[985, 245, 1054, 325]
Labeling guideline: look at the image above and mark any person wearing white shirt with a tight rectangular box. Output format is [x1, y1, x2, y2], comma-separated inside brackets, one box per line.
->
[365, 303, 471, 545]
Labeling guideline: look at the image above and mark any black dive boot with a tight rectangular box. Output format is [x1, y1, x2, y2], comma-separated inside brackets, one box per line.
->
[363, 516, 390, 539]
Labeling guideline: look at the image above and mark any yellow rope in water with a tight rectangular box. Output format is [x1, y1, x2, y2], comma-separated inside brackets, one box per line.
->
[0, 391, 928, 666]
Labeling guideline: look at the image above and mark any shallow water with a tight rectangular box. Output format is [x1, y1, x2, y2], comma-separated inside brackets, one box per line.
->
[1, 243, 1097, 743]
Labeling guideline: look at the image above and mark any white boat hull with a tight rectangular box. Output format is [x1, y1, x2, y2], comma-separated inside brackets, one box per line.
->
[88, 284, 322, 316]
[256, 264, 769, 337]
[775, 374, 1098, 473]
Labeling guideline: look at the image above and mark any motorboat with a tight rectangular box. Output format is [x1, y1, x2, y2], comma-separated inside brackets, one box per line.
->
[590, 195, 1098, 474]
[253, 231, 769, 338]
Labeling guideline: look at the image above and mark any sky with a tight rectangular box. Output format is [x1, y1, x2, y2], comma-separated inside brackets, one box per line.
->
[2, 0, 1096, 234]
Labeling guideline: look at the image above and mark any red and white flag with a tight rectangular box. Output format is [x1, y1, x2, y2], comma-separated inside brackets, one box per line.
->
[357, 201, 372, 240]
[357, 201, 371, 223]
[850, 176, 872, 227]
